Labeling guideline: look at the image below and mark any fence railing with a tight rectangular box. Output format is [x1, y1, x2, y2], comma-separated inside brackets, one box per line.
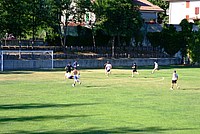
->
[1, 39, 45, 46]
[1, 43, 169, 59]
[65, 46, 163, 53]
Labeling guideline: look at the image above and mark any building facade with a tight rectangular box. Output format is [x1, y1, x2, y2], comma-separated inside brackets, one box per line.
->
[135, 0, 164, 23]
[168, 0, 200, 24]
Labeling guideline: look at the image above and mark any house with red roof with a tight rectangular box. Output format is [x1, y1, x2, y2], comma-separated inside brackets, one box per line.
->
[134, 0, 164, 23]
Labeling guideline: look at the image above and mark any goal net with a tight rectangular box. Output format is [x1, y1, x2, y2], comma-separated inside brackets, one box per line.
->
[0, 50, 53, 71]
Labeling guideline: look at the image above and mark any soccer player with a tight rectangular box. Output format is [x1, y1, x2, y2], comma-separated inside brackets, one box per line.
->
[65, 72, 73, 79]
[73, 60, 79, 69]
[132, 62, 139, 77]
[152, 61, 159, 74]
[170, 70, 179, 90]
[105, 61, 112, 77]
[64, 62, 73, 79]
[71, 69, 81, 87]
[104, 61, 108, 75]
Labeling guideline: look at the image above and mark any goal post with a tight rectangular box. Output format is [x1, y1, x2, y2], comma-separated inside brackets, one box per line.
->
[0, 50, 54, 71]
[0, 51, 3, 71]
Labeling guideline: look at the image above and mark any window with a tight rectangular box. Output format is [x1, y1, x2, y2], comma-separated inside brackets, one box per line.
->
[186, 1, 190, 8]
[86, 13, 89, 22]
[195, 7, 199, 15]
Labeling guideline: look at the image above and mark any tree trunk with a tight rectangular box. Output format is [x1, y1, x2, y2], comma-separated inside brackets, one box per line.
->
[117, 34, 120, 46]
[32, 16, 35, 47]
[58, 23, 66, 53]
[92, 25, 96, 47]
[32, 0, 36, 47]
[63, 28, 67, 54]
[111, 36, 115, 58]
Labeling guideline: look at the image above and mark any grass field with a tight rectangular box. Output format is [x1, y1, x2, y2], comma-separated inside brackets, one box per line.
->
[0, 67, 200, 134]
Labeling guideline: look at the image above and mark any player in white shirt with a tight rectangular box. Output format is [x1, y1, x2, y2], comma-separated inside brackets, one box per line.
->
[152, 61, 159, 74]
[170, 70, 179, 90]
[105, 61, 112, 77]
[65, 72, 73, 79]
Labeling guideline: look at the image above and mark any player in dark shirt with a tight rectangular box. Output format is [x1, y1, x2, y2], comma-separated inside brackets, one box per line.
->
[132, 62, 139, 77]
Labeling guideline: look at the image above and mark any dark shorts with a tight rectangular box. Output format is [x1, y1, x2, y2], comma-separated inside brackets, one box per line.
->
[133, 69, 137, 72]
[172, 80, 177, 84]
[67, 70, 71, 73]
[68, 76, 73, 79]
[107, 69, 110, 72]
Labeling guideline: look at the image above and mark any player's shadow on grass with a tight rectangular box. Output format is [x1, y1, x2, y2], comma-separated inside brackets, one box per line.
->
[11, 126, 198, 134]
[181, 88, 200, 90]
[0, 103, 100, 110]
[0, 71, 33, 75]
[85, 85, 106, 88]
[0, 114, 94, 123]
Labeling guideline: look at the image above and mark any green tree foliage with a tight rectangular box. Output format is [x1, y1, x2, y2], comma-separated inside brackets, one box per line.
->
[44, 0, 72, 46]
[161, 25, 181, 56]
[77, 0, 143, 57]
[148, 0, 168, 11]
[147, 25, 181, 57]
[93, 0, 142, 38]
[73, 0, 93, 22]
[147, 19, 198, 61]
[27, 0, 50, 42]
[0, 2, 7, 37]
[188, 31, 200, 63]
[179, 19, 193, 61]
[0, 0, 30, 39]
[146, 32, 161, 47]
[0, 0, 72, 46]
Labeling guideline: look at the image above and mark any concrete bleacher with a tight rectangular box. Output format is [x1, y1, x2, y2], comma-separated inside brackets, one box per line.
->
[0, 39, 169, 59]
[56, 46, 169, 59]
[64, 46, 169, 59]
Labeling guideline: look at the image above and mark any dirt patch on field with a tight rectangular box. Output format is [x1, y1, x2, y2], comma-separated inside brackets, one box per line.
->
[0, 77, 19, 81]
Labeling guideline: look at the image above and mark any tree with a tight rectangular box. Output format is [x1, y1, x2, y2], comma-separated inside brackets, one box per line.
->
[179, 19, 193, 63]
[161, 25, 181, 57]
[27, 0, 50, 44]
[188, 31, 200, 64]
[77, 0, 143, 57]
[0, 0, 72, 47]
[0, 2, 7, 38]
[147, 32, 162, 47]
[44, 0, 72, 46]
[147, 25, 182, 57]
[0, 0, 30, 39]
[147, 0, 169, 11]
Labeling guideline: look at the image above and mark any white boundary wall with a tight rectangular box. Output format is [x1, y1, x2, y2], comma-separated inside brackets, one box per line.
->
[55, 58, 181, 68]
[2, 58, 181, 70]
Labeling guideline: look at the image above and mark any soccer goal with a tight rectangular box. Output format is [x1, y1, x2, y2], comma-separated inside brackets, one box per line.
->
[0, 50, 53, 71]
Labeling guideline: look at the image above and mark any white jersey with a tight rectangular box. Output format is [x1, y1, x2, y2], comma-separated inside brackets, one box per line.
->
[154, 62, 158, 68]
[65, 72, 71, 77]
[105, 63, 112, 70]
[172, 73, 178, 80]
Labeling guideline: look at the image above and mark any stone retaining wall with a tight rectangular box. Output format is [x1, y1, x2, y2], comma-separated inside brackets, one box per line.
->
[2, 58, 181, 70]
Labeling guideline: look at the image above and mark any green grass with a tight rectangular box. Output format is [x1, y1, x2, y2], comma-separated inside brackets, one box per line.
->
[0, 67, 200, 133]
